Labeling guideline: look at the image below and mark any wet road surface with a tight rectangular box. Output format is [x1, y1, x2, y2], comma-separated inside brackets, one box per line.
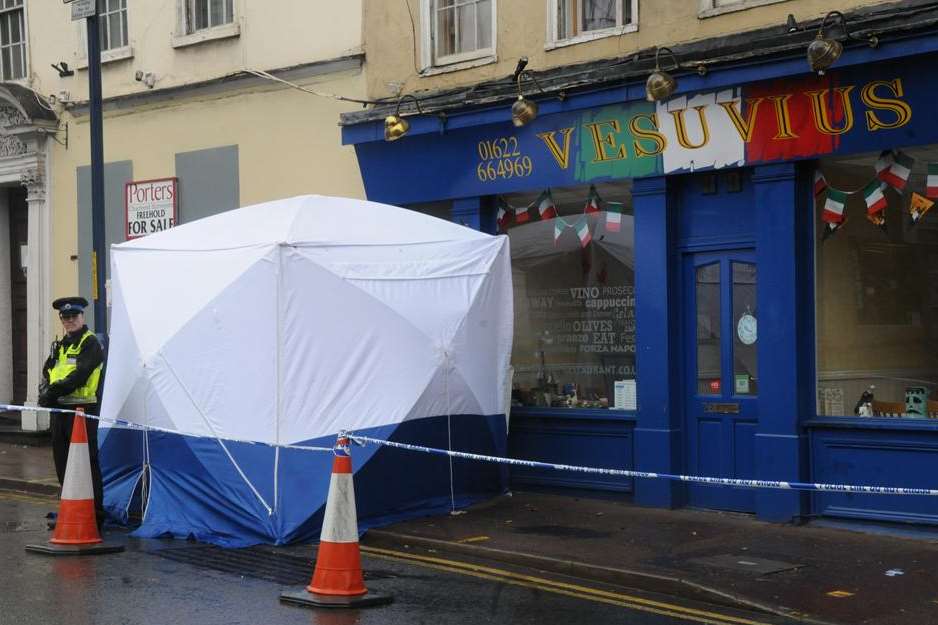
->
[0, 490, 795, 625]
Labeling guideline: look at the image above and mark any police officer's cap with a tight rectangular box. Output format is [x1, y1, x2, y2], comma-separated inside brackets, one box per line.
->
[52, 296, 89, 315]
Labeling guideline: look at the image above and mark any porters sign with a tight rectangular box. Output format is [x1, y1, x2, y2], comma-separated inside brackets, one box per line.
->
[125, 177, 178, 240]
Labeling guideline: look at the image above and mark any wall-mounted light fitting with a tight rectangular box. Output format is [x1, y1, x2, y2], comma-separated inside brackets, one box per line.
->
[51, 62, 74, 78]
[646, 47, 679, 102]
[384, 94, 423, 142]
[807, 11, 878, 75]
[134, 70, 157, 88]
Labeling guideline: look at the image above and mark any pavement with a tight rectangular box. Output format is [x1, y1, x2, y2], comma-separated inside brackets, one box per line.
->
[2, 439, 936, 625]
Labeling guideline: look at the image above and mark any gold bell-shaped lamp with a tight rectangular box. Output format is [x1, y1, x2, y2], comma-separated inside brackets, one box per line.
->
[512, 96, 539, 128]
[383, 94, 423, 142]
[645, 47, 678, 103]
[384, 114, 409, 141]
[807, 11, 848, 75]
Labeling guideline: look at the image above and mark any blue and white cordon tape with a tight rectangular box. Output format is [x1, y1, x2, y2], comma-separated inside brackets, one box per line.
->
[3, 404, 935, 496]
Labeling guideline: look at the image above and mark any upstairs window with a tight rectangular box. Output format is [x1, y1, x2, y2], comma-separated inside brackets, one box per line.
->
[698, 0, 790, 19]
[551, 0, 637, 43]
[99, 0, 129, 51]
[186, 0, 234, 34]
[0, 0, 26, 81]
[427, 0, 494, 67]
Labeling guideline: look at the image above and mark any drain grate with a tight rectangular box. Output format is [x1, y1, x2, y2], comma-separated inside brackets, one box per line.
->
[153, 545, 394, 585]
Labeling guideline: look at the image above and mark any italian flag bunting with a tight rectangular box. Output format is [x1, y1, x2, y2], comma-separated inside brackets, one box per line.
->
[822, 189, 847, 224]
[874, 150, 894, 178]
[927, 163, 938, 199]
[813, 170, 828, 196]
[513, 200, 532, 224]
[496, 197, 512, 232]
[605, 202, 623, 232]
[878, 150, 914, 190]
[575, 218, 592, 248]
[863, 180, 888, 215]
[536, 190, 557, 220]
[584, 185, 602, 214]
[909, 191, 935, 226]
[821, 188, 847, 241]
[553, 219, 564, 244]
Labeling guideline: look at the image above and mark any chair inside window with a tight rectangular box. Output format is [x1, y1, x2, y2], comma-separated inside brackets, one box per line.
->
[928, 399, 938, 419]
[872, 400, 905, 417]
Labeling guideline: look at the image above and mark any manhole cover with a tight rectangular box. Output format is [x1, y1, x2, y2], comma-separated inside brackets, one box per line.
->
[512, 525, 611, 539]
[153, 545, 394, 586]
[687, 554, 803, 576]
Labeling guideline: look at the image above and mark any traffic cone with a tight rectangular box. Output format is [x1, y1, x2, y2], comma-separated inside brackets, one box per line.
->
[25, 408, 124, 556]
[280, 435, 392, 609]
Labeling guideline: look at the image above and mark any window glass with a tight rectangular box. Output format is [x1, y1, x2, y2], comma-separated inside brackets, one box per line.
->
[816, 147, 938, 418]
[696, 263, 721, 395]
[99, 0, 128, 51]
[732, 262, 757, 395]
[0, 0, 24, 81]
[506, 181, 636, 410]
[555, 0, 634, 40]
[433, 0, 493, 63]
[188, 0, 233, 33]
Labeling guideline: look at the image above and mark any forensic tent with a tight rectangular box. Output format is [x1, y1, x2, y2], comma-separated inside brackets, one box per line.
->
[98, 195, 513, 547]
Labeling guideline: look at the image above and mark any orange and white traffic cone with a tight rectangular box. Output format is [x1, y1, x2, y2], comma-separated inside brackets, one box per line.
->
[280, 434, 392, 609]
[25, 408, 124, 556]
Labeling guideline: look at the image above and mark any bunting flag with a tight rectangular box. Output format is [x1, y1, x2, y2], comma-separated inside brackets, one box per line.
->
[814, 170, 828, 196]
[513, 201, 532, 224]
[863, 180, 888, 215]
[926, 163, 938, 199]
[496, 198, 512, 232]
[553, 220, 564, 244]
[536, 190, 557, 220]
[878, 150, 914, 190]
[584, 186, 602, 214]
[874, 150, 894, 178]
[909, 191, 935, 226]
[575, 218, 592, 248]
[822, 189, 847, 224]
[605, 202, 623, 232]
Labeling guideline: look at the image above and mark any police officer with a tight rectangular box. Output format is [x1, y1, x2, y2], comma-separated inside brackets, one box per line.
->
[38, 296, 105, 529]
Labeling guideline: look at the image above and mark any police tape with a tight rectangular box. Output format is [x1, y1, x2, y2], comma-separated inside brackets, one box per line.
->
[346, 434, 938, 497]
[0, 404, 333, 453]
[6, 402, 936, 496]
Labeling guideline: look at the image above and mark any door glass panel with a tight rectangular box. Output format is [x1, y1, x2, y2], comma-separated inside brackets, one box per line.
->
[696, 263, 721, 395]
[732, 262, 758, 395]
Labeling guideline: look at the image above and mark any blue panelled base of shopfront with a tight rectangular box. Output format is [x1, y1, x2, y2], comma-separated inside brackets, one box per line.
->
[344, 40, 938, 526]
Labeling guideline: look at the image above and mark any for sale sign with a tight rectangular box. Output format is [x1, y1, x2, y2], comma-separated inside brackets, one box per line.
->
[125, 178, 178, 240]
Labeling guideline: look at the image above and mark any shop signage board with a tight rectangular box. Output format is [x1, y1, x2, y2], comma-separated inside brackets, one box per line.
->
[352, 56, 927, 204]
[125, 177, 178, 240]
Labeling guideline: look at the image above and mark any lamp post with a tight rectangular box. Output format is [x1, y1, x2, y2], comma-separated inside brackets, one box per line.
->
[65, 0, 107, 334]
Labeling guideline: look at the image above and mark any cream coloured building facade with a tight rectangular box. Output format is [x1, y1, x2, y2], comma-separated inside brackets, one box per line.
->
[1, 1, 366, 429]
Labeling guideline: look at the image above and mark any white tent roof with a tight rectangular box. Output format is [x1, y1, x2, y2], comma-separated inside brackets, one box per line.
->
[101, 195, 513, 448]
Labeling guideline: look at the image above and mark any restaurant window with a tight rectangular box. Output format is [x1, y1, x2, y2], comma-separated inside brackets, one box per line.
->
[816, 147, 938, 419]
[505, 181, 636, 411]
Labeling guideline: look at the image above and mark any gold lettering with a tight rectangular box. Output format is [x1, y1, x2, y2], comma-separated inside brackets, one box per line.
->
[861, 79, 912, 132]
[669, 106, 710, 149]
[628, 113, 667, 157]
[804, 86, 856, 135]
[767, 95, 798, 139]
[584, 120, 629, 163]
[535, 127, 575, 169]
[718, 98, 765, 142]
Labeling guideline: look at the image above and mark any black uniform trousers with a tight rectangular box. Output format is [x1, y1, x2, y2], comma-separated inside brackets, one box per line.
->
[50, 404, 105, 527]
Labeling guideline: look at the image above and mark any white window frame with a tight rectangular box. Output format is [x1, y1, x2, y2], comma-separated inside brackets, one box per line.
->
[546, 0, 638, 50]
[0, 0, 27, 82]
[74, 0, 134, 69]
[172, 0, 240, 49]
[420, 0, 497, 74]
[698, 0, 790, 19]
[99, 0, 129, 52]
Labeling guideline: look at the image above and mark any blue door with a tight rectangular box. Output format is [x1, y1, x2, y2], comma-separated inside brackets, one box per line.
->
[683, 250, 759, 513]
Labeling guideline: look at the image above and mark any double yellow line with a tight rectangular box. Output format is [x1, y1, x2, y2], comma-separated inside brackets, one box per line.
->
[361, 545, 776, 625]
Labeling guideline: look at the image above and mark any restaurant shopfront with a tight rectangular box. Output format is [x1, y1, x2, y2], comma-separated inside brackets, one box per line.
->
[342, 41, 938, 524]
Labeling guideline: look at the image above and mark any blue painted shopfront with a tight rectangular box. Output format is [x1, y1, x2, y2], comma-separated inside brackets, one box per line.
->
[343, 39, 938, 525]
